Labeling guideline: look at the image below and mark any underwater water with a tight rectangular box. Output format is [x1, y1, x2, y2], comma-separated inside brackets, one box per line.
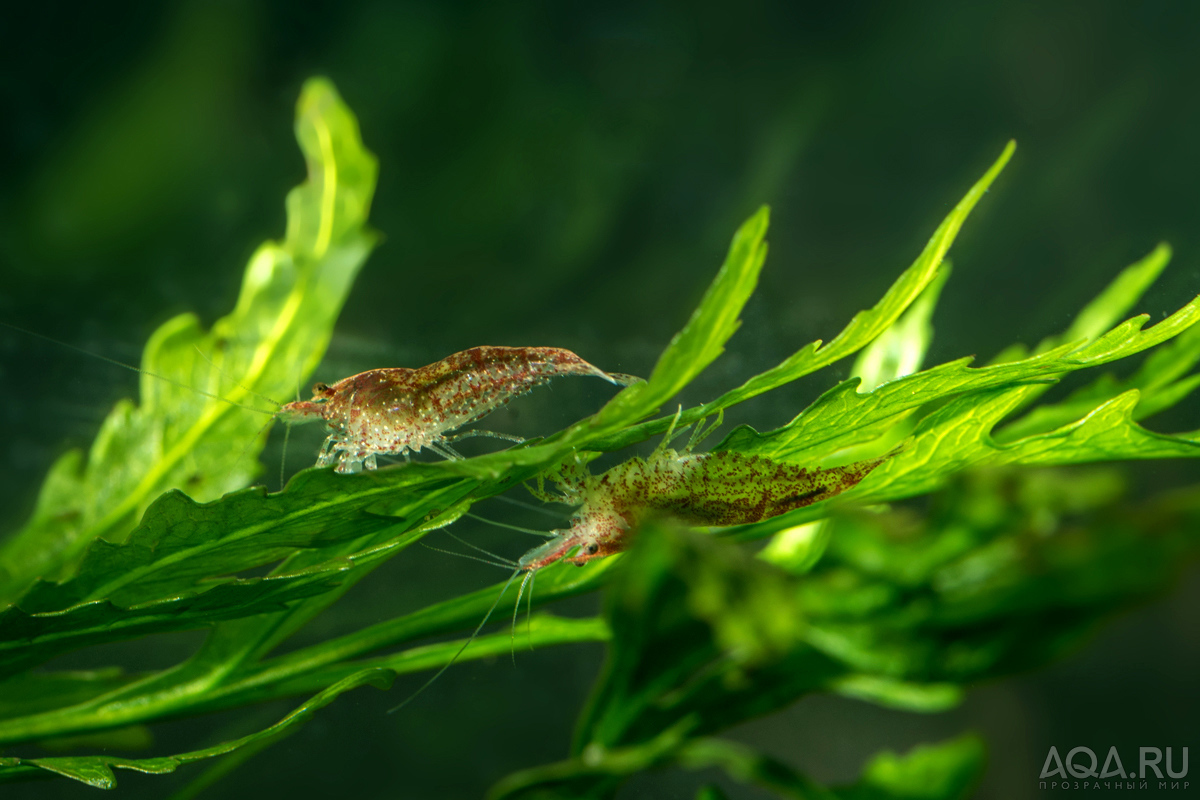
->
[1, 1, 1198, 798]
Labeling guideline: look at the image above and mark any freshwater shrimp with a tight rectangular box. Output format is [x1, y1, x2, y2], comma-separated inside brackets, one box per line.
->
[2, 322, 637, 476]
[388, 421, 889, 713]
[518, 443, 889, 570]
[276, 346, 640, 473]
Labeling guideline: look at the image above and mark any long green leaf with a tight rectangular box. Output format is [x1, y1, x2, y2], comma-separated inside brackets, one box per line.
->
[851, 262, 951, 392]
[718, 291, 1200, 465]
[544, 205, 771, 446]
[720, 142, 1015, 403]
[0, 668, 396, 789]
[0, 77, 379, 600]
[590, 141, 1015, 452]
[0, 464, 475, 677]
[0, 554, 615, 744]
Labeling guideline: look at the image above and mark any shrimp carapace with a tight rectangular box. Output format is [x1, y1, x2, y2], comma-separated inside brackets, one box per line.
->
[279, 345, 640, 473]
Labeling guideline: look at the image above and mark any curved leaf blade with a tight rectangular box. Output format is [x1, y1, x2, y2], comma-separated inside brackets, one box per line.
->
[0, 78, 380, 599]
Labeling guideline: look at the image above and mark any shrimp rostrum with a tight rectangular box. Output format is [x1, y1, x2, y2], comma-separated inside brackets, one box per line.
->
[277, 345, 638, 473]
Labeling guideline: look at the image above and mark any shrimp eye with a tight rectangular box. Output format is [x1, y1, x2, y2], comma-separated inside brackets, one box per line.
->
[312, 382, 330, 395]
[583, 543, 599, 556]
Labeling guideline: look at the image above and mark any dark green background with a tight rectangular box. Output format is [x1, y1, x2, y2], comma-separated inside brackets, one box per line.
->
[1, 1, 1197, 797]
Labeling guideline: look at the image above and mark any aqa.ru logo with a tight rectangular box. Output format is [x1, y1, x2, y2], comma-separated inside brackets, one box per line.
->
[1040, 746, 1189, 791]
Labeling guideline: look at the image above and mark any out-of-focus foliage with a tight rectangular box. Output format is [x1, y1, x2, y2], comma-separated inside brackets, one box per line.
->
[1, 80, 1198, 797]
[488, 461, 1197, 797]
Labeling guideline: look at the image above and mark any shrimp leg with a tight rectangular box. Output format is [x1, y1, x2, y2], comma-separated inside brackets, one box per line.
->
[427, 441, 465, 460]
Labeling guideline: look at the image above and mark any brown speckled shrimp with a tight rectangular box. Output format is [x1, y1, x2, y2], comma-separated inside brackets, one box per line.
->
[519, 444, 889, 571]
[387, 427, 888, 714]
[277, 346, 638, 473]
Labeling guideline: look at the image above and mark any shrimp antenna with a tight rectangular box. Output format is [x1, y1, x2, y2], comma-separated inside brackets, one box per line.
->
[510, 570, 535, 665]
[191, 344, 283, 409]
[419, 543, 515, 570]
[465, 512, 556, 538]
[279, 421, 292, 492]
[0, 320, 275, 418]
[490, 493, 570, 519]
[231, 415, 283, 486]
[387, 569, 521, 714]
[441, 530, 519, 564]
[524, 568, 537, 652]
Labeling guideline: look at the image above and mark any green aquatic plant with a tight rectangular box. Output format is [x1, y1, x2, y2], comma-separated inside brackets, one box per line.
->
[0, 79, 1197, 797]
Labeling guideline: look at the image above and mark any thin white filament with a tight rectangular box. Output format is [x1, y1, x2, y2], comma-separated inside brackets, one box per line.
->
[419, 543, 515, 571]
[279, 421, 292, 492]
[0, 320, 275, 417]
[386, 569, 521, 714]
[510, 570, 534, 665]
[191, 343, 283, 410]
[441, 530, 518, 564]
[490, 493, 569, 520]
[465, 512, 555, 538]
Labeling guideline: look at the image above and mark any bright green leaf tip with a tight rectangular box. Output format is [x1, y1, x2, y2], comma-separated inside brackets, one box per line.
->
[580, 204, 770, 442]
[1063, 241, 1172, 345]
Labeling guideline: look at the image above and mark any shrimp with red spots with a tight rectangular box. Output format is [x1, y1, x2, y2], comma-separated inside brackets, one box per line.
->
[518, 442, 889, 571]
[387, 418, 890, 714]
[277, 345, 639, 473]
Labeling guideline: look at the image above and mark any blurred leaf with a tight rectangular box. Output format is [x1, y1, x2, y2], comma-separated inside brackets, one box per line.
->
[575, 521, 827, 756]
[0, 557, 610, 747]
[828, 675, 962, 713]
[492, 727, 983, 800]
[493, 463, 1197, 796]
[486, 521, 848, 798]
[492, 734, 840, 800]
[835, 734, 985, 800]
[23, 1, 253, 266]
[796, 468, 1200, 684]
[0, 77, 379, 600]
[36, 725, 155, 754]
[758, 520, 832, 574]
[673, 738, 839, 800]
[0, 669, 145, 721]
[0, 668, 396, 789]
